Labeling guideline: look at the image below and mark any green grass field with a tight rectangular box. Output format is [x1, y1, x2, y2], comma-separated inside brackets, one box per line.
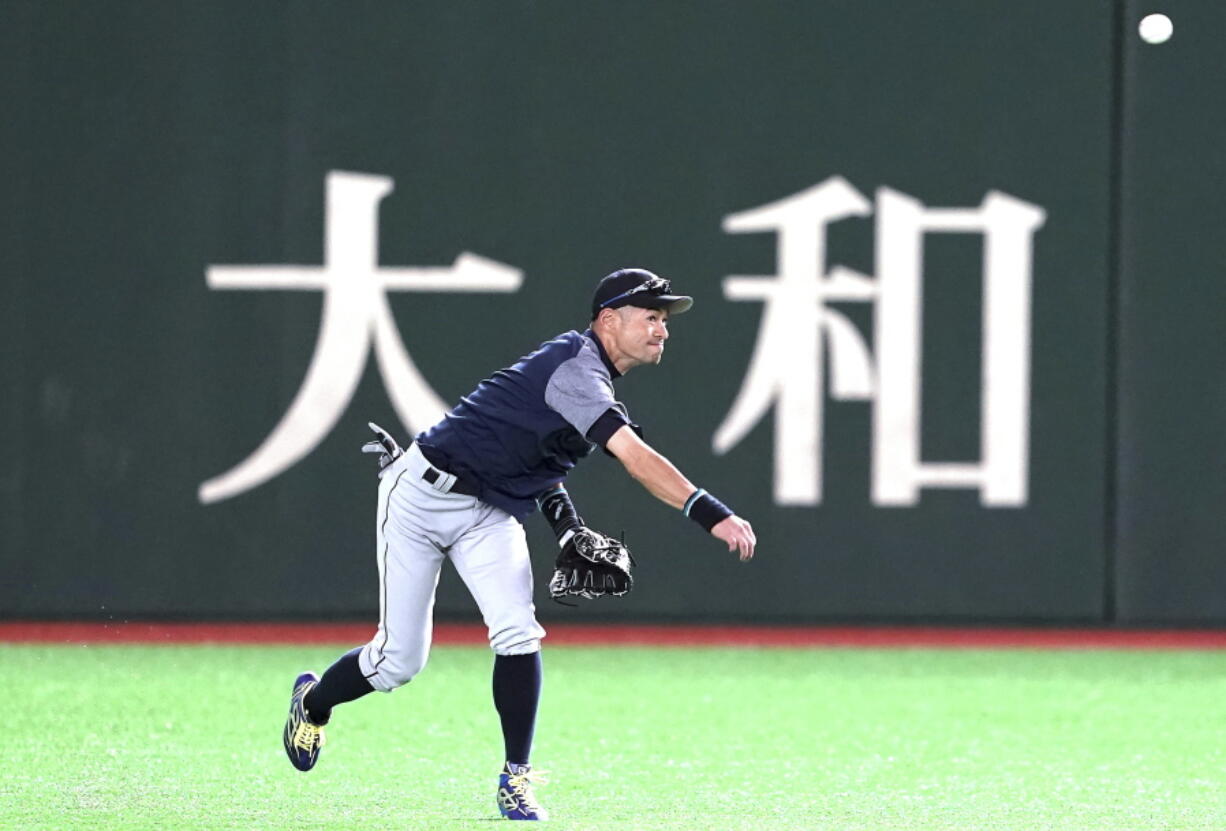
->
[3, 643, 1224, 830]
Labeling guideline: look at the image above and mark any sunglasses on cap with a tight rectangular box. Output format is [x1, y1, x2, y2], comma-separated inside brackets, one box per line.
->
[598, 276, 673, 310]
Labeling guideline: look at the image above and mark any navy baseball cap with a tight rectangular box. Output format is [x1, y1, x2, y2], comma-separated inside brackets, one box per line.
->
[590, 268, 694, 319]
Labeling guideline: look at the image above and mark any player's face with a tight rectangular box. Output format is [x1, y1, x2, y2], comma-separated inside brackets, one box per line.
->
[616, 305, 670, 367]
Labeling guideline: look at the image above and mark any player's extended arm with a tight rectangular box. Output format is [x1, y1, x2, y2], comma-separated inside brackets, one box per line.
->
[605, 424, 756, 561]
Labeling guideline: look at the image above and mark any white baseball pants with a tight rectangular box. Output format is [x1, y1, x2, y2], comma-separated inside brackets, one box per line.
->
[357, 444, 546, 692]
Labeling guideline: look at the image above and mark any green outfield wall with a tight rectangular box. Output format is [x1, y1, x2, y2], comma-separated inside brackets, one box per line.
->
[2, 1, 1222, 624]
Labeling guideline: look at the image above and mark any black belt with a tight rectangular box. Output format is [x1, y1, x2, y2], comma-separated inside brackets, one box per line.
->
[421, 465, 481, 497]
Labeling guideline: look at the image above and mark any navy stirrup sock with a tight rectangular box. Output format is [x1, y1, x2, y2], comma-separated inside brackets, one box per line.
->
[492, 652, 542, 766]
[304, 647, 375, 724]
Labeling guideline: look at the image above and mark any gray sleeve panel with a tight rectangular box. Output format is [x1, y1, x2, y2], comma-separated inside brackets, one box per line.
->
[545, 339, 624, 437]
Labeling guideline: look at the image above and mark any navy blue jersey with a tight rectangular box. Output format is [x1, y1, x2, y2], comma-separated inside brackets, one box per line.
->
[415, 329, 632, 520]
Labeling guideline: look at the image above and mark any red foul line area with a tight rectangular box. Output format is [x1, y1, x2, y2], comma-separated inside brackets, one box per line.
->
[2, 621, 1226, 649]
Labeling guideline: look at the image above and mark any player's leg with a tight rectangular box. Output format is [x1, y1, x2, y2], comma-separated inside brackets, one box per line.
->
[492, 652, 542, 767]
[355, 461, 450, 693]
[284, 457, 446, 771]
[302, 646, 372, 725]
[450, 505, 545, 759]
[285, 645, 382, 771]
[449, 506, 549, 819]
[302, 470, 413, 722]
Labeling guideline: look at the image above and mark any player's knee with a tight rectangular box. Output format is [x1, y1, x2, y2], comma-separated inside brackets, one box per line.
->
[381, 661, 423, 689]
[365, 646, 428, 690]
[488, 621, 545, 656]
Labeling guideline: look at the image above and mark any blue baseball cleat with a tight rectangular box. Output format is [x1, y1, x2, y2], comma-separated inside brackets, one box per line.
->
[497, 763, 550, 820]
[283, 672, 325, 771]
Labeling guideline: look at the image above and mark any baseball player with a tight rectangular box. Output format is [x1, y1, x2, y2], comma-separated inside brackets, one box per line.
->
[282, 268, 756, 820]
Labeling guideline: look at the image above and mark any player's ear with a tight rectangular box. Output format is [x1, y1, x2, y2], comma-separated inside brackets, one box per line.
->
[594, 306, 618, 329]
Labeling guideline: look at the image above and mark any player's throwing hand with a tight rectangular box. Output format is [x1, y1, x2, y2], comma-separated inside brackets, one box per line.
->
[711, 515, 756, 562]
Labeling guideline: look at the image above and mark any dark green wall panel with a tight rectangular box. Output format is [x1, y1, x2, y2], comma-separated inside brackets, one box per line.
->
[1114, 0, 1226, 623]
[0, 2, 1128, 622]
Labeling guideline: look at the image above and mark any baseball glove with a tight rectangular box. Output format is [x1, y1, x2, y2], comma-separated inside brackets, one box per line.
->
[548, 528, 634, 602]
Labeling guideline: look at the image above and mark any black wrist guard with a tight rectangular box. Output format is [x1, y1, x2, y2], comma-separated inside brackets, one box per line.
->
[537, 485, 583, 546]
[682, 488, 734, 533]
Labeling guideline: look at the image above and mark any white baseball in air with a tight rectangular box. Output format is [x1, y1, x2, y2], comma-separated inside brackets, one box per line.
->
[1138, 13, 1173, 44]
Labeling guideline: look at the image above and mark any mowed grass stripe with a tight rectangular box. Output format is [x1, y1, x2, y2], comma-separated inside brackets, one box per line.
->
[2, 645, 1224, 830]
